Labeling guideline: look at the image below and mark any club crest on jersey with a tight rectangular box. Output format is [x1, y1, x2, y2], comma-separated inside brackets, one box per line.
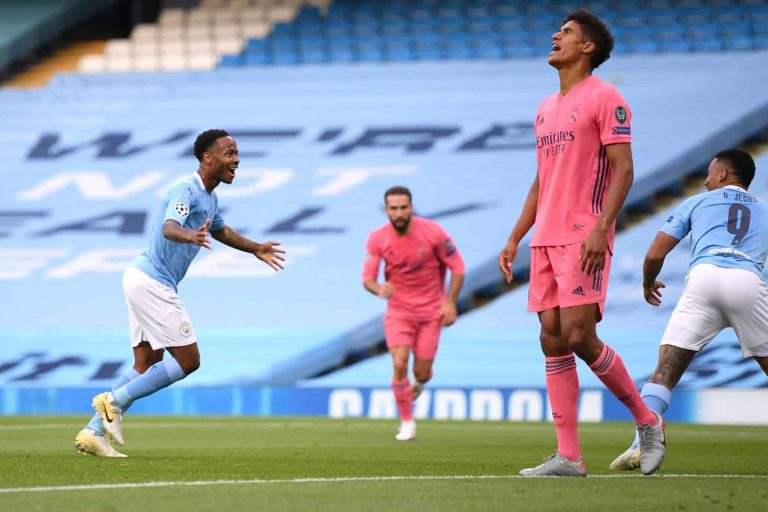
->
[615, 106, 627, 124]
[444, 238, 456, 256]
[175, 202, 189, 217]
[179, 322, 192, 336]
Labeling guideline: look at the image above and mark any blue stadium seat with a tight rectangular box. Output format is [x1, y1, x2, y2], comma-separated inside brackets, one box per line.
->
[747, 5, 768, 24]
[711, 6, 746, 24]
[655, 26, 687, 42]
[219, 54, 242, 67]
[687, 22, 719, 41]
[272, 51, 301, 65]
[722, 35, 755, 51]
[357, 46, 385, 62]
[720, 21, 752, 38]
[301, 50, 329, 64]
[627, 40, 660, 53]
[414, 46, 446, 60]
[503, 44, 535, 58]
[328, 48, 357, 62]
[679, 7, 712, 25]
[475, 44, 504, 60]
[754, 34, 768, 49]
[659, 39, 693, 53]
[649, 9, 680, 26]
[243, 52, 272, 65]
[691, 38, 724, 52]
[616, 10, 648, 27]
[444, 42, 475, 59]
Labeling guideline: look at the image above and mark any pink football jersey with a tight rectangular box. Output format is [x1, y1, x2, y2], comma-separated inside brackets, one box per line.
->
[531, 75, 632, 247]
[363, 216, 465, 321]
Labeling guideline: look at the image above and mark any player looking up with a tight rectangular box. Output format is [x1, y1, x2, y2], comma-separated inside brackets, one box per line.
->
[498, 9, 665, 476]
[363, 186, 465, 441]
[75, 129, 286, 457]
[611, 149, 768, 470]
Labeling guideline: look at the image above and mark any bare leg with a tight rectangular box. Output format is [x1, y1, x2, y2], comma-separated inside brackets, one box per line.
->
[412, 357, 433, 384]
[754, 355, 768, 376]
[647, 345, 697, 389]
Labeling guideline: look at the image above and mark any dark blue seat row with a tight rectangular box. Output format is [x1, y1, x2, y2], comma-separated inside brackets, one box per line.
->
[220, 1, 768, 67]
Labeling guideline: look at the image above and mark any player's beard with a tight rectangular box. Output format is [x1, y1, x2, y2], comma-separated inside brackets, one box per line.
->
[391, 216, 411, 234]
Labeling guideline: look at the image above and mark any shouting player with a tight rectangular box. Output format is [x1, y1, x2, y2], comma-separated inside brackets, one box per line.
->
[75, 129, 285, 457]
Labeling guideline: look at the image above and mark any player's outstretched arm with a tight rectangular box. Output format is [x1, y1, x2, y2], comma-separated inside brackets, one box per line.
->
[498, 174, 539, 283]
[210, 225, 286, 271]
[580, 143, 634, 274]
[163, 219, 212, 250]
[642, 232, 680, 306]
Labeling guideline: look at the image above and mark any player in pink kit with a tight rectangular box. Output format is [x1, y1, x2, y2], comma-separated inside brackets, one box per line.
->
[498, 10, 665, 476]
[363, 186, 465, 441]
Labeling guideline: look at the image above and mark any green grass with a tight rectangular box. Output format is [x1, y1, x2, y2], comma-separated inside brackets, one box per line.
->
[1, 416, 767, 511]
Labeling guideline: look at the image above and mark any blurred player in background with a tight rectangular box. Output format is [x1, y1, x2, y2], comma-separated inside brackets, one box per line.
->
[363, 186, 465, 441]
[611, 149, 768, 470]
[75, 129, 286, 457]
[498, 9, 664, 476]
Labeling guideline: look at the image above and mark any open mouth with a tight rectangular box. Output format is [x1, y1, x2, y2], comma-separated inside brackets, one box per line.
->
[551, 43, 561, 53]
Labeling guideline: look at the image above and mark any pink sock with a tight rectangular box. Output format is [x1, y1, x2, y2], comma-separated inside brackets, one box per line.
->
[545, 354, 581, 461]
[589, 344, 657, 426]
[392, 378, 413, 421]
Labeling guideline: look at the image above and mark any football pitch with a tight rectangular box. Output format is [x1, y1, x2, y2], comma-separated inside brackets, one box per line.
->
[1, 417, 766, 512]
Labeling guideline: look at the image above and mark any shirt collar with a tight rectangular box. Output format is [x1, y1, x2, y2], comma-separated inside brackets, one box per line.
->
[724, 184, 748, 193]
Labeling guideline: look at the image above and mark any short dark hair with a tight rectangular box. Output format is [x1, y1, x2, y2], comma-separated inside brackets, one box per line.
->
[193, 129, 230, 161]
[564, 9, 614, 70]
[384, 185, 412, 203]
[714, 148, 756, 188]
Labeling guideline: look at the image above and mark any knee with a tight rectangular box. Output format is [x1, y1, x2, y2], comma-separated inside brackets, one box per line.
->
[413, 367, 431, 383]
[392, 359, 408, 377]
[562, 324, 596, 353]
[178, 355, 200, 375]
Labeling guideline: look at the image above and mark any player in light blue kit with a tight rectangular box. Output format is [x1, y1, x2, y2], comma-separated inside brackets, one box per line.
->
[610, 149, 768, 470]
[75, 129, 286, 457]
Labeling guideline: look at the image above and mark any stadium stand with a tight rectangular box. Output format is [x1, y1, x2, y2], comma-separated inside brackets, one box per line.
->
[70, 0, 768, 74]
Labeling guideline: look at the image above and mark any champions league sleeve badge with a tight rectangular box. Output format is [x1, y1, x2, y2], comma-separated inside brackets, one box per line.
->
[175, 202, 189, 217]
[614, 106, 627, 124]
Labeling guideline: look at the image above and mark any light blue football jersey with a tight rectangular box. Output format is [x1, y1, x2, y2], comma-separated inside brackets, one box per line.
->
[132, 173, 225, 290]
[661, 185, 768, 280]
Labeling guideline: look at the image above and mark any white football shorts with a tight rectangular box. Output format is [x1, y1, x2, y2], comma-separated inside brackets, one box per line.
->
[122, 266, 197, 350]
[661, 263, 768, 357]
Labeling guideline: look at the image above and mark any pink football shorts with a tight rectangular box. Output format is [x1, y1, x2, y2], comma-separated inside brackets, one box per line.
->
[384, 316, 442, 359]
[528, 243, 612, 320]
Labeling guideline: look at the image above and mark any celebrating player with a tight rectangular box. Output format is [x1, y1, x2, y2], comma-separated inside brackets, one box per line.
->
[611, 149, 768, 470]
[75, 129, 286, 457]
[498, 9, 664, 476]
[363, 186, 465, 441]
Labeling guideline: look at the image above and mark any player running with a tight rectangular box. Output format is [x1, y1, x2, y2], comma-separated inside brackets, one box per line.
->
[611, 149, 768, 470]
[75, 129, 285, 457]
[363, 186, 465, 441]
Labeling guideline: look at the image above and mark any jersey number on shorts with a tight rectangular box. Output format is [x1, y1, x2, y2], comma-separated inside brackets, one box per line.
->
[727, 204, 751, 245]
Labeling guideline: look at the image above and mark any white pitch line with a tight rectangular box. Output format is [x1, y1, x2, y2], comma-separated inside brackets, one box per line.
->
[1, 473, 767, 494]
[0, 421, 766, 439]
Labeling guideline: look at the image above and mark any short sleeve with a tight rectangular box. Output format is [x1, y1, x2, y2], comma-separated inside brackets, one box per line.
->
[594, 86, 632, 146]
[362, 233, 382, 282]
[660, 198, 694, 240]
[210, 193, 225, 231]
[432, 224, 465, 274]
[164, 184, 194, 227]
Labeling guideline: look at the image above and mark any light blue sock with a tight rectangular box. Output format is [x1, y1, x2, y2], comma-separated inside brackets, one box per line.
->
[631, 382, 672, 448]
[86, 368, 141, 435]
[112, 358, 187, 409]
